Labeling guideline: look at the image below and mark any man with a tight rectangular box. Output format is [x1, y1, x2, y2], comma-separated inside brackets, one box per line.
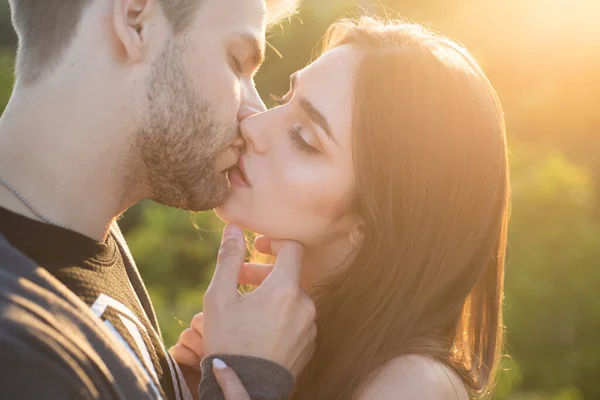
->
[0, 0, 315, 399]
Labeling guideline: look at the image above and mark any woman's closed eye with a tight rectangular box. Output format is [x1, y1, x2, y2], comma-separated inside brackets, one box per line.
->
[288, 126, 321, 155]
[272, 94, 322, 156]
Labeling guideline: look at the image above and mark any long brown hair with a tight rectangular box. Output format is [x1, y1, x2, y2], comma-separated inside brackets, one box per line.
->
[291, 17, 510, 400]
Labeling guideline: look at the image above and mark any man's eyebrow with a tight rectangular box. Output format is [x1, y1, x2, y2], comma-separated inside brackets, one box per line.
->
[240, 33, 265, 67]
[299, 99, 338, 146]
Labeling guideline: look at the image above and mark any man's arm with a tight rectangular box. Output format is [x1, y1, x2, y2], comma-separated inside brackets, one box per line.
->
[0, 339, 99, 400]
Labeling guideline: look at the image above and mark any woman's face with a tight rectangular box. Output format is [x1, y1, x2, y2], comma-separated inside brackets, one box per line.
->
[216, 45, 358, 246]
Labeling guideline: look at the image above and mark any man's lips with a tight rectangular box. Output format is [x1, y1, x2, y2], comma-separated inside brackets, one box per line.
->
[218, 147, 241, 174]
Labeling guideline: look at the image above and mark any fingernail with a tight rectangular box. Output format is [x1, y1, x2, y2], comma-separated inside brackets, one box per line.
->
[223, 224, 241, 238]
[213, 358, 228, 370]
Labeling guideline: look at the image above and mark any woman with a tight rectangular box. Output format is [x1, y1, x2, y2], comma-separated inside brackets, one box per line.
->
[173, 16, 509, 399]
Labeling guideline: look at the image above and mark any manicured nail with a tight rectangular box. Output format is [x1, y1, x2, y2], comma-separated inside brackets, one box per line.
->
[213, 358, 228, 370]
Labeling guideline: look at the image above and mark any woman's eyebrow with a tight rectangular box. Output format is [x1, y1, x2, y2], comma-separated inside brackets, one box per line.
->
[300, 99, 338, 146]
[290, 71, 339, 146]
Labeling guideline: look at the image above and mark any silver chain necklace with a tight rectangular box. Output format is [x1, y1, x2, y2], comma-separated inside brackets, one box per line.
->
[0, 177, 68, 229]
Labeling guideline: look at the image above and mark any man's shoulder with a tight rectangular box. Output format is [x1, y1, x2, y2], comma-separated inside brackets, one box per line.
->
[0, 232, 83, 309]
[0, 301, 127, 400]
[0, 232, 36, 272]
[0, 234, 160, 400]
[0, 329, 92, 399]
[0, 243, 95, 397]
[0, 233, 91, 348]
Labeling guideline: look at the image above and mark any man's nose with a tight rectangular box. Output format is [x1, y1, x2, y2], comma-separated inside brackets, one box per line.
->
[231, 135, 246, 151]
[238, 83, 267, 121]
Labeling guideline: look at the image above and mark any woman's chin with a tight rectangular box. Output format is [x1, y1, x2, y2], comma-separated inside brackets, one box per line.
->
[214, 204, 238, 225]
[215, 203, 255, 232]
[216, 206, 281, 242]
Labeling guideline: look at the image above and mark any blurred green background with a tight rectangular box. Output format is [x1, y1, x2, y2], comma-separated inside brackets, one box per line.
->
[1, 0, 599, 398]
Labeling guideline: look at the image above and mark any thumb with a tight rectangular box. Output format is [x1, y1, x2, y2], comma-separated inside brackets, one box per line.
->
[209, 225, 246, 295]
[263, 240, 304, 288]
[213, 358, 251, 400]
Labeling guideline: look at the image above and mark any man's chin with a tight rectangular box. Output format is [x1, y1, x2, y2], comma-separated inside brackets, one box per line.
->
[151, 174, 231, 212]
[187, 181, 231, 212]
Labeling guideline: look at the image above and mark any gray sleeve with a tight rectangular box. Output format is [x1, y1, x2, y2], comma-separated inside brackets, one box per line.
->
[198, 355, 295, 400]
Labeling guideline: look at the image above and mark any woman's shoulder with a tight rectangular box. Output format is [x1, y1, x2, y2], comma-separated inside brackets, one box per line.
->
[357, 354, 470, 400]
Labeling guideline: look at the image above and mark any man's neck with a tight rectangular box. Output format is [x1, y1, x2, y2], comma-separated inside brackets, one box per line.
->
[0, 84, 144, 241]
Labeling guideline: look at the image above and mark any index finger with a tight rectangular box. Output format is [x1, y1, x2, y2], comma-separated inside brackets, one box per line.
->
[261, 240, 304, 288]
[207, 224, 246, 296]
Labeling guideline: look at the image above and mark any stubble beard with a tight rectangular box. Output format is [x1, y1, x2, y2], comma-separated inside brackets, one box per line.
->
[134, 40, 236, 212]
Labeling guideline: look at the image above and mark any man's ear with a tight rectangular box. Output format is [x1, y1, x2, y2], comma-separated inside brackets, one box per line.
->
[113, 0, 157, 62]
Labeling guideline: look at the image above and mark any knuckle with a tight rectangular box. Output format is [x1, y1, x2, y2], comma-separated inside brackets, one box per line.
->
[191, 313, 204, 331]
[179, 329, 195, 345]
[304, 301, 317, 322]
[310, 324, 318, 341]
[170, 344, 182, 355]
[299, 295, 316, 321]
[178, 328, 190, 339]
[170, 345, 189, 362]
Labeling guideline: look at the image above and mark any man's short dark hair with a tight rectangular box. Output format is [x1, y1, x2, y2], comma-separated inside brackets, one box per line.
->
[9, 0, 299, 86]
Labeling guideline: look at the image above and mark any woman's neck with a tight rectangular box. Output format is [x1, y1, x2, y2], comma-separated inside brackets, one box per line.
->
[300, 235, 357, 291]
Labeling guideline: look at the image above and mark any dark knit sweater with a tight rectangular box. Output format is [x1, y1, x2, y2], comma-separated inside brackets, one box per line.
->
[0, 207, 294, 399]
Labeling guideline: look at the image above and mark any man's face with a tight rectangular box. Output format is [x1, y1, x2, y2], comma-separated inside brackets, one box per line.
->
[136, 0, 267, 211]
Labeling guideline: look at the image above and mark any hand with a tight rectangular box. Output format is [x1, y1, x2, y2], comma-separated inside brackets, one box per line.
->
[237, 236, 275, 287]
[169, 313, 205, 396]
[203, 224, 317, 377]
[212, 358, 250, 400]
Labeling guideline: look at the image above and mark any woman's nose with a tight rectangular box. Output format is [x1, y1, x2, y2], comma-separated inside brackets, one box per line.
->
[240, 113, 268, 155]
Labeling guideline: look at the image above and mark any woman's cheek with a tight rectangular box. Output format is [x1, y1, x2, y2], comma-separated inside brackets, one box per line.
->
[279, 162, 327, 207]
[284, 173, 345, 235]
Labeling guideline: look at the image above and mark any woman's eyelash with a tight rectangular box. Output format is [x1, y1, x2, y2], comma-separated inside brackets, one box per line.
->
[288, 126, 320, 155]
[272, 95, 320, 155]
[271, 94, 286, 105]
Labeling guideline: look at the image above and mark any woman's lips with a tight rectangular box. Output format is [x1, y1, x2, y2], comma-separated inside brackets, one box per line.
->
[227, 166, 250, 188]
[237, 157, 251, 187]
[227, 157, 251, 188]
